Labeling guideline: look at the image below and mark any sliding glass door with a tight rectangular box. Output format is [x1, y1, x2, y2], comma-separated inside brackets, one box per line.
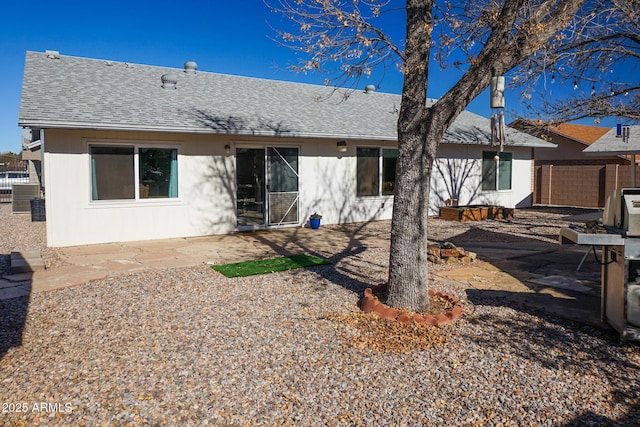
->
[235, 146, 299, 228]
[235, 148, 266, 227]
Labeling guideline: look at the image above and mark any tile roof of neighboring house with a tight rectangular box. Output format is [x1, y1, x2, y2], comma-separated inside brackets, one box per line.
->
[548, 123, 610, 145]
[19, 51, 554, 148]
[584, 125, 640, 155]
[509, 119, 610, 146]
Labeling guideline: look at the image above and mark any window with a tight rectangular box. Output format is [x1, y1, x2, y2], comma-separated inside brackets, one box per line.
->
[91, 146, 135, 200]
[90, 145, 178, 201]
[482, 151, 512, 191]
[357, 147, 379, 197]
[381, 148, 398, 195]
[356, 147, 398, 197]
[139, 148, 178, 198]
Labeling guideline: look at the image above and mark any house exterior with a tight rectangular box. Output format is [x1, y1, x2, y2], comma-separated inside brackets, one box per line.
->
[19, 50, 553, 247]
[21, 129, 43, 188]
[510, 120, 626, 165]
[584, 125, 640, 189]
[584, 125, 640, 157]
[0, 154, 30, 204]
[511, 120, 634, 208]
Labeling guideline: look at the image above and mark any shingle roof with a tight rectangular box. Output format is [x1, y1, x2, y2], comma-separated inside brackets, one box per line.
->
[19, 51, 553, 148]
[584, 126, 640, 155]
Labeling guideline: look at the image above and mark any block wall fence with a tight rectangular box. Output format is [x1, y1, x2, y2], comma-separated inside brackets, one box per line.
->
[534, 164, 640, 208]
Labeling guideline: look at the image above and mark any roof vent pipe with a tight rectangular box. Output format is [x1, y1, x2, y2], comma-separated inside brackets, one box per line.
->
[184, 61, 198, 74]
[364, 84, 376, 94]
[45, 50, 60, 59]
[161, 73, 178, 89]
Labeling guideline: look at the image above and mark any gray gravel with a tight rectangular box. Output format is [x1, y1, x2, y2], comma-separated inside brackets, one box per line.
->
[0, 204, 63, 271]
[1, 204, 639, 426]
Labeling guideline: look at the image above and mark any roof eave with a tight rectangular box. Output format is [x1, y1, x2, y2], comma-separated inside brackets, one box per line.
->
[18, 120, 398, 142]
[19, 120, 553, 147]
[584, 148, 640, 156]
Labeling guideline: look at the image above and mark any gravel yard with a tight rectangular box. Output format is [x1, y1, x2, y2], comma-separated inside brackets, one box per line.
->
[1, 204, 639, 426]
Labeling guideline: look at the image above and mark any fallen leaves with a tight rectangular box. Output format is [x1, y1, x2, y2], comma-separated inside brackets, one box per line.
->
[323, 311, 448, 354]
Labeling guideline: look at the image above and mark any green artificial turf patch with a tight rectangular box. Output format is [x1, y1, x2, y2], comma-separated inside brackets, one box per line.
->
[212, 254, 331, 278]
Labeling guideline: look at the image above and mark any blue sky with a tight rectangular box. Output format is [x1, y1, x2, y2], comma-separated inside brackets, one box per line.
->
[0, 0, 623, 153]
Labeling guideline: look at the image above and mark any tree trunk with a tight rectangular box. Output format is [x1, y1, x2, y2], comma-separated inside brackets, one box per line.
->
[387, 122, 443, 312]
[386, 0, 435, 312]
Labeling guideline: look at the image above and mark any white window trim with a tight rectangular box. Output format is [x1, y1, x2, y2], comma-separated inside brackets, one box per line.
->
[86, 140, 182, 206]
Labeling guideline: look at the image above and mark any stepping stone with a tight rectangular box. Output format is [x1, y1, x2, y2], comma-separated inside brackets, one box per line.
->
[31, 266, 108, 293]
[10, 251, 46, 274]
[0, 279, 20, 290]
[0, 285, 30, 300]
[1, 272, 32, 282]
[529, 275, 597, 295]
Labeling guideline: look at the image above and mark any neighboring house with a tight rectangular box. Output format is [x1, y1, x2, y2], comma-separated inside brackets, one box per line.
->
[18, 50, 553, 247]
[584, 125, 640, 156]
[0, 154, 29, 204]
[510, 120, 624, 165]
[21, 129, 43, 188]
[584, 125, 640, 188]
[510, 120, 631, 208]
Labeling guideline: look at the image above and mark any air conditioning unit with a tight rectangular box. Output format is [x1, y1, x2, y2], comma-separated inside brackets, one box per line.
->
[12, 184, 41, 214]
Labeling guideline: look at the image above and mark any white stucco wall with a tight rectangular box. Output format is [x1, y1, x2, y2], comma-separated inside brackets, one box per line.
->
[299, 140, 394, 226]
[42, 129, 533, 247]
[43, 129, 238, 247]
[431, 144, 534, 212]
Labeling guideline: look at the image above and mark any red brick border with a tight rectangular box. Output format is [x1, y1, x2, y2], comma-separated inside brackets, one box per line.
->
[360, 284, 463, 326]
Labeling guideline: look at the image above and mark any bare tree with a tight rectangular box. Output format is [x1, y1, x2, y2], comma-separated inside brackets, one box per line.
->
[268, 0, 586, 312]
[514, 0, 639, 123]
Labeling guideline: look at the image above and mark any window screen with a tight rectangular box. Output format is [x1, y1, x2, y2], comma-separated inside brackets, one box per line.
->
[91, 146, 135, 200]
[356, 147, 380, 197]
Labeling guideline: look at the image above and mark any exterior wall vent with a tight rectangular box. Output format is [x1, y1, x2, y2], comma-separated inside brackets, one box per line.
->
[184, 61, 198, 74]
[161, 73, 178, 89]
[364, 84, 376, 94]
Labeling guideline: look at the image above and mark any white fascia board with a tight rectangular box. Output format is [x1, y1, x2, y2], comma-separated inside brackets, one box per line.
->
[18, 120, 556, 148]
[17, 120, 398, 142]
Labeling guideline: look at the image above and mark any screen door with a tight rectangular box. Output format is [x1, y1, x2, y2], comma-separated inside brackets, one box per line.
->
[266, 147, 299, 225]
